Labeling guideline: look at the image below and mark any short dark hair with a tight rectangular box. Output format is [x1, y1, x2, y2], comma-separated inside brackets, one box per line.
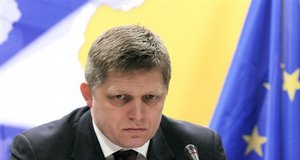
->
[85, 25, 171, 89]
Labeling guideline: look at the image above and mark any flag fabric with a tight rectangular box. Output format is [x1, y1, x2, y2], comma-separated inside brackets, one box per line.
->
[210, 0, 300, 160]
[0, 0, 87, 66]
[0, 1, 89, 159]
[0, 125, 26, 160]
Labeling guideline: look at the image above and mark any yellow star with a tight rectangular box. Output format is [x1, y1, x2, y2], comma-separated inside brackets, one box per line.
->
[243, 126, 267, 157]
[283, 69, 300, 101]
[263, 82, 270, 90]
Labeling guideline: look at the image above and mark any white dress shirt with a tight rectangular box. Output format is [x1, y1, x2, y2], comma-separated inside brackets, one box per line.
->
[92, 121, 149, 159]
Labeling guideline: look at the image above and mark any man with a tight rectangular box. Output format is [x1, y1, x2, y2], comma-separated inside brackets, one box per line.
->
[10, 25, 226, 160]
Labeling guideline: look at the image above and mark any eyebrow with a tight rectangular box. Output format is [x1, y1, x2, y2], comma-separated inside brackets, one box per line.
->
[107, 87, 165, 95]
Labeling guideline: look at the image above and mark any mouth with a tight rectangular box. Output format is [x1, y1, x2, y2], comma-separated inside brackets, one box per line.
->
[123, 128, 147, 133]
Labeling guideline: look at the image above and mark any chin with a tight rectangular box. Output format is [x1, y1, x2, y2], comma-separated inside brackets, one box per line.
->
[122, 139, 147, 148]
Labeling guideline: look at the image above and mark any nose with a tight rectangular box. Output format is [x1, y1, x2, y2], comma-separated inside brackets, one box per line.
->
[127, 99, 145, 121]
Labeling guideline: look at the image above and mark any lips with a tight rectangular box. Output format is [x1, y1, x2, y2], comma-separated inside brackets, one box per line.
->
[123, 128, 147, 133]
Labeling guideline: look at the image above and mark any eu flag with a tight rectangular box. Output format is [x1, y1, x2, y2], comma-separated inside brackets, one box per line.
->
[210, 1, 300, 160]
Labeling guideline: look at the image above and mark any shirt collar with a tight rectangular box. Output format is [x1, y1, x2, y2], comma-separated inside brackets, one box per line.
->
[92, 120, 149, 158]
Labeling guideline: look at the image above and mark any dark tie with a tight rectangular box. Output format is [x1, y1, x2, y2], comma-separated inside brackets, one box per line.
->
[113, 150, 138, 160]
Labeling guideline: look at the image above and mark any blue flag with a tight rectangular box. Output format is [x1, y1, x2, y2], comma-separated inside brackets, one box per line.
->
[210, 1, 300, 160]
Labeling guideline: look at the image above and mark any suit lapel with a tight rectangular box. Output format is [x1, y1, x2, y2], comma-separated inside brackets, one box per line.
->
[71, 110, 106, 160]
[147, 127, 175, 160]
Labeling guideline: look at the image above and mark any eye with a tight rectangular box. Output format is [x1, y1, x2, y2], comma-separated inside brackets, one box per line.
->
[113, 94, 131, 104]
[115, 95, 127, 100]
[142, 95, 158, 103]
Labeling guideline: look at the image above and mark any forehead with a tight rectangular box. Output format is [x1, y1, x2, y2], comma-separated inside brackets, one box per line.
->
[98, 69, 167, 93]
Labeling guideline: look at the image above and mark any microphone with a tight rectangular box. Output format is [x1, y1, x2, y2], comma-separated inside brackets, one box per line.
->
[184, 144, 200, 160]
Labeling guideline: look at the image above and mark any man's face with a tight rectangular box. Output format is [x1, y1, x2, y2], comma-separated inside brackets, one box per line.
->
[85, 69, 167, 148]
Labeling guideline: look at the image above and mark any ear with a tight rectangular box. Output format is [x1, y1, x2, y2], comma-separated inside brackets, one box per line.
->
[80, 82, 93, 108]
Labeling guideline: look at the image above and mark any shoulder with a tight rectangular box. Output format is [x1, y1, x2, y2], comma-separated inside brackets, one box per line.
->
[10, 107, 90, 160]
[160, 115, 217, 141]
[22, 106, 90, 140]
[159, 115, 226, 160]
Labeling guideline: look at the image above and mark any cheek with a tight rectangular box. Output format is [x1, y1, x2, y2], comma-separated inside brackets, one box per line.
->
[91, 107, 104, 127]
[91, 101, 111, 127]
[148, 106, 163, 127]
[92, 107, 118, 137]
[152, 103, 164, 116]
[92, 102, 123, 128]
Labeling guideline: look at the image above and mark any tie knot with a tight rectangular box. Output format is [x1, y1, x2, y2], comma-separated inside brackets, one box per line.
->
[114, 150, 138, 160]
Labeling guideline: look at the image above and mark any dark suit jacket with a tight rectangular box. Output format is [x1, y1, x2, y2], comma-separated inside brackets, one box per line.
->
[10, 107, 226, 160]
